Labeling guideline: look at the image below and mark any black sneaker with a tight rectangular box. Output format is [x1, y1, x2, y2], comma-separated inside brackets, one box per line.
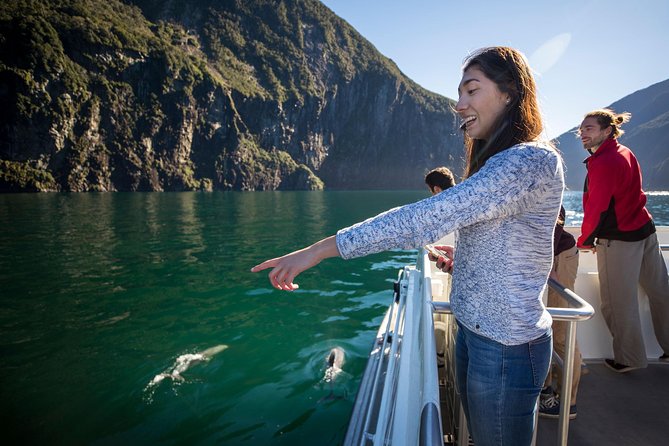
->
[539, 393, 577, 420]
[540, 386, 554, 396]
[539, 386, 554, 407]
[604, 358, 638, 373]
[660, 353, 669, 362]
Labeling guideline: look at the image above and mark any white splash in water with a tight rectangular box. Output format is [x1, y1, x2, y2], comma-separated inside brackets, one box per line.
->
[144, 344, 228, 403]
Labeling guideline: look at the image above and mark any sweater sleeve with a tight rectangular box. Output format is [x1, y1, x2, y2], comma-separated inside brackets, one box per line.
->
[336, 144, 562, 259]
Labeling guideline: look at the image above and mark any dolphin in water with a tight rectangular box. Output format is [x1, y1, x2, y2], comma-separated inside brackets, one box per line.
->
[323, 347, 345, 383]
[319, 347, 347, 403]
[149, 344, 228, 385]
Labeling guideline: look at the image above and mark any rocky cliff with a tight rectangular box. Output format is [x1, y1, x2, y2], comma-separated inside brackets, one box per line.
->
[0, 0, 463, 192]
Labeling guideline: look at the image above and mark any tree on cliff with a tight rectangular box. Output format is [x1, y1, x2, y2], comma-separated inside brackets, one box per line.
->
[0, 0, 463, 192]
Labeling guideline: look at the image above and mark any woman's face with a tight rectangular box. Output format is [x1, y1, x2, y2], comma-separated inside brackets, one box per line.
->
[456, 66, 510, 141]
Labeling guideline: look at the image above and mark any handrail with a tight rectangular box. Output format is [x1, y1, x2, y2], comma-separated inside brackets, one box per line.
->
[544, 278, 594, 446]
[419, 258, 446, 446]
[431, 278, 595, 320]
[546, 278, 595, 321]
[347, 266, 439, 446]
[345, 271, 405, 446]
[431, 278, 594, 446]
[660, 244, 669, 251]
[372, 273, 405, 444]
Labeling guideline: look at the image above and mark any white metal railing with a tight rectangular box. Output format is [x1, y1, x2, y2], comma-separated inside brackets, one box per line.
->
[542, 278, 595, 445]
[432, 267, 595, 446]
[344, 264, 443, 446]
[344, 270, 405, 446]
[344, 250, 596, 446]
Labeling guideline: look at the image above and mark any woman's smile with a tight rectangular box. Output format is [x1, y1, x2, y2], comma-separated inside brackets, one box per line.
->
[456, 66, 509, 140]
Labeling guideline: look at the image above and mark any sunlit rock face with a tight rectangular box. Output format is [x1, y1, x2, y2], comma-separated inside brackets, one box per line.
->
[0, 0, 463, 192]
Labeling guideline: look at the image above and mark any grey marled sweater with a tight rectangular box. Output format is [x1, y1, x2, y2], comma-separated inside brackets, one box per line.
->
[336, 142, 564, 345]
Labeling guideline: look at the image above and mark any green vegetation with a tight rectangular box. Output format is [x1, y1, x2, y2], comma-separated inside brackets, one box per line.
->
[0, 0, 456, 192]
[0, 160, 57, 191]
[233, 136, 323, 190]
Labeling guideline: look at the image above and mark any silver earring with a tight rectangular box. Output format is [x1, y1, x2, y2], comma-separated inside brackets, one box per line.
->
[506, 98, 511, 105]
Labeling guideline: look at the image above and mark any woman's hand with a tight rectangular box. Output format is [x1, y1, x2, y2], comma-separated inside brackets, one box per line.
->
[251, 236, 339, 291]
[428, 245, 454, 273]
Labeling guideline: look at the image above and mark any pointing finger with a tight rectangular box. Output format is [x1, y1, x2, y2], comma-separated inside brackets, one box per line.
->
[251, 258, 278, 273]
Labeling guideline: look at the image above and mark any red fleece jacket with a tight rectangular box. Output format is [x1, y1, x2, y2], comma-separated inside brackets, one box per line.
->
[578, 138, 655, 248]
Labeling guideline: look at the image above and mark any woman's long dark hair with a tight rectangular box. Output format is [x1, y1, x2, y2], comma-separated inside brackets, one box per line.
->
[462, 47, 544, 178]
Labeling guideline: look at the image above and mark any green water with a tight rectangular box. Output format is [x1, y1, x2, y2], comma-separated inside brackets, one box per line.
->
[0, 191, 428, 445]
[2, 191, 668, 445]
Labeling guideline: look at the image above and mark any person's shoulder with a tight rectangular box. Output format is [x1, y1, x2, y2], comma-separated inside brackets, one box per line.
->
[614, 141, 638, 159]
[512, 140, 557, 154]
[482, 143, 562, 183]
[596, 139, 628, 158]
[595, 141, 632, 168]
[503, 141, 561, 164]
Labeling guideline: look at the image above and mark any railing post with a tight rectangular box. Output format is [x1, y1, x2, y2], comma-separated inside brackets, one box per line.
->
[557, 320, 578, 446]
[545, 278, 594, 446]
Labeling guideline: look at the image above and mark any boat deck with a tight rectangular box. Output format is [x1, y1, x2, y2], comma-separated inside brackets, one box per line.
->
[345, 233, 669, 446]
[536, 361, 669, 446]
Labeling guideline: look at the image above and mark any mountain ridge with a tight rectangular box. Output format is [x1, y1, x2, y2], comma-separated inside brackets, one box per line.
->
[2, 0, 666, 193]
[0, 0, 463, 192]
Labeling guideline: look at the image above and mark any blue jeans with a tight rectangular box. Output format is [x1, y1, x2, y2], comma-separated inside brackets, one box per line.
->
[455, 322, 552, 446]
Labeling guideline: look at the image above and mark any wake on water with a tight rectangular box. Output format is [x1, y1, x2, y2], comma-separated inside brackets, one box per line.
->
[143, 344, 228, 403]
[144, 344, 349, 404]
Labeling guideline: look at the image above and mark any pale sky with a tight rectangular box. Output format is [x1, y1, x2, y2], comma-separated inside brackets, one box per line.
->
[320, 0, 669, 139]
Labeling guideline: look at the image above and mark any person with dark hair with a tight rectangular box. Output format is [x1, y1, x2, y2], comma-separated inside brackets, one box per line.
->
[577, 108, 669, 373]
[425, 166, 456, 194]
[252, 46, 563, 445]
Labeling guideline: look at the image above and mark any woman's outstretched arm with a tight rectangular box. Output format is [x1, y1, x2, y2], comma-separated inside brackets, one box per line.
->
[250, 235, 340, 291]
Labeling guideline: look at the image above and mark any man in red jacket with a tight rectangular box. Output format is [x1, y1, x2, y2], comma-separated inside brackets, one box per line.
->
[578, 108, 669, 372]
